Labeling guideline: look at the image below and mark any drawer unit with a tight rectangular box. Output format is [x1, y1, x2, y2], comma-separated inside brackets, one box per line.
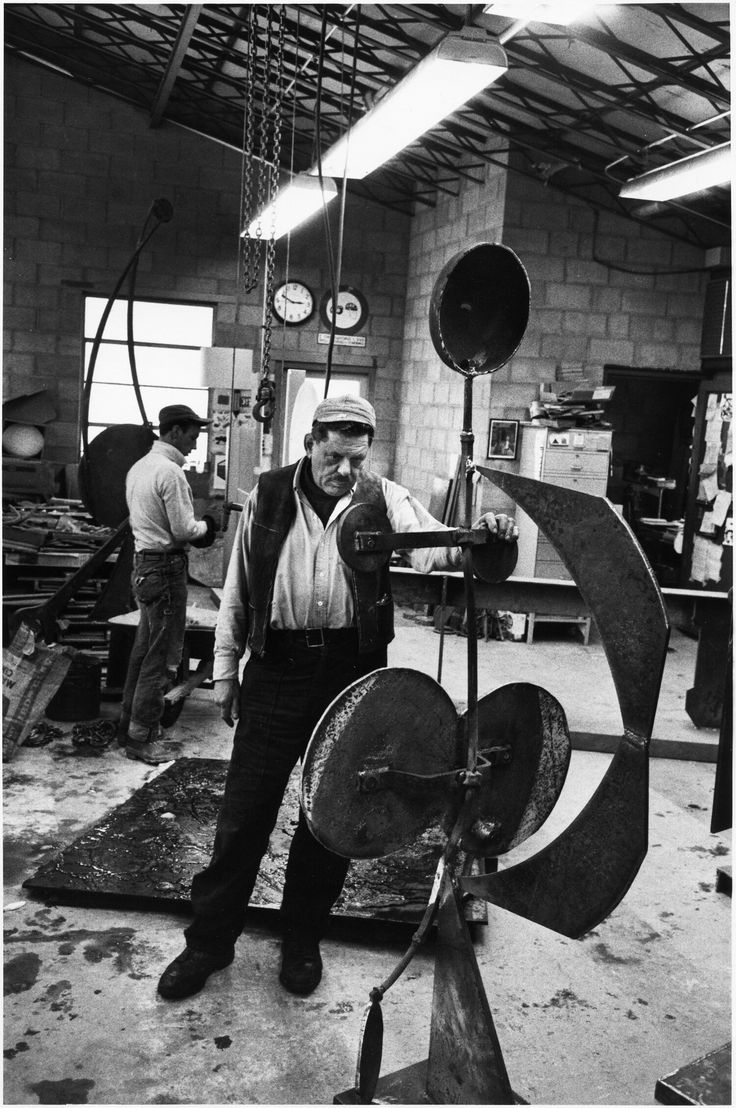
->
[543, 450, 610, 478]
[514, 423, 612, 580]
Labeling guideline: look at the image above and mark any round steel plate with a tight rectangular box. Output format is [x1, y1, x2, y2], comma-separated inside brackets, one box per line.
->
[336, 502, 393, 573]
[79, 423, 155, 526]
[471, 536, 518, 583]
[301, 668, 458, 858]
[429, 243, 530, 376]
[461, 682, 571, 856]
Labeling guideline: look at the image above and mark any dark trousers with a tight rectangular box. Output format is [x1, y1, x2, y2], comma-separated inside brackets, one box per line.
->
[185, 632, 387, 954]
[121, 551, 188, 742]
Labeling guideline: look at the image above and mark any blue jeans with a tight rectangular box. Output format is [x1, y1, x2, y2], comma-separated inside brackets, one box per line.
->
[121, 551, 188, 742]
[185, 632, 387, 954]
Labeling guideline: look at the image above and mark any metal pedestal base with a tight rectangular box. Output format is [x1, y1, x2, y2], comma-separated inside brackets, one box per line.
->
[334, 1061, 526, 1105]
[334, 874, 525, 1105]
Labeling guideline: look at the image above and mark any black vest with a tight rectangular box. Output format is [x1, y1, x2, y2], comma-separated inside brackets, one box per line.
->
[247, 461, 395, 656]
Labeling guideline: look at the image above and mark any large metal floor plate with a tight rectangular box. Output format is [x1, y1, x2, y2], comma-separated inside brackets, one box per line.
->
[22, 757, 486, 929]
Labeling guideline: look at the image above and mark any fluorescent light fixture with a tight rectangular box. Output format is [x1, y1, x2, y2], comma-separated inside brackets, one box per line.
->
[312, 29, 507, 180]
[483, 3, 589, 25]
[619, 143, 731, 202]
[241, 173, 338, 239]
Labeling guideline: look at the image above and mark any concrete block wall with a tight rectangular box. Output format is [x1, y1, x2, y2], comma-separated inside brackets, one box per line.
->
[395, 149, 709, 516]
[4, 55, 410, 477]
[503, 168, 707, 393]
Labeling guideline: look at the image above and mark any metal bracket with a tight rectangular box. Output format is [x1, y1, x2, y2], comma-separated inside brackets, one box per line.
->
[356, 746, 512, 796]
[353, 527, 486, 554]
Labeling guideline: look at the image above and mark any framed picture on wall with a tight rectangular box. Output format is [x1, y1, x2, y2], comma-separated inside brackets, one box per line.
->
[487, 419, 519, 460]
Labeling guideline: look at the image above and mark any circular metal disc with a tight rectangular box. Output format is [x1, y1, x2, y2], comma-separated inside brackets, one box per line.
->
[79, 423, 155, 526]
[301, 668, 458, 858]
[471, 536, 519, 583]
[429, 242, 530, 376]
[462, 682, 571, 856]
[336, 502, 393, 573]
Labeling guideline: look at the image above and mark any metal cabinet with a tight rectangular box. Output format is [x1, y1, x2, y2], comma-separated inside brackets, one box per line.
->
[514, 424, 612, 580]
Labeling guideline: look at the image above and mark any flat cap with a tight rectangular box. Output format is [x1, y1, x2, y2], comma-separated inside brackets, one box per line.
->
[158, 403, 210, 428]
[313, 394, 376, 432]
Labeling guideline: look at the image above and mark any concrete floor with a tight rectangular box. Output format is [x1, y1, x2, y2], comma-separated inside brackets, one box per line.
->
[3, 610, 731, 1106]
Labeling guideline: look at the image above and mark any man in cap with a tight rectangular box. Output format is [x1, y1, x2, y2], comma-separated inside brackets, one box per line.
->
[158, 394, 517, 999]
[119, 404, 219, 765]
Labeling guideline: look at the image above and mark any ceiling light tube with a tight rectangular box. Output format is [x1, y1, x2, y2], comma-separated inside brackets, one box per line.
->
[312, 29, 508, 180]
[483, 3, 588, 26]
[619, 143, 731, 202]
[241, 173, 338, 239]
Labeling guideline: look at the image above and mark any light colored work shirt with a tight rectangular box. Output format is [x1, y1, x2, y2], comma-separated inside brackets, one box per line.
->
[126, 441, 208, 552]
[213, 456, 461, 681]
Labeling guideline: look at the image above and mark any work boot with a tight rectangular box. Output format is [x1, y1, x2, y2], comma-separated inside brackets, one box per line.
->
[157, 946, 234, 1001]
[125, 738, 176, 765]
[279, 930, 322, 995]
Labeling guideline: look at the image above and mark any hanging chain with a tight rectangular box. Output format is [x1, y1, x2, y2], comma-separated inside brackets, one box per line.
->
[241, 4, 258, 293]
[252, 5, 285, 429]
[260, 6, 284, 386]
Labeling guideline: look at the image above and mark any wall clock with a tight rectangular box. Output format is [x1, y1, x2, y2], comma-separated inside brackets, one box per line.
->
[319, 285, 369, 335]
[272, 281, 315, 325]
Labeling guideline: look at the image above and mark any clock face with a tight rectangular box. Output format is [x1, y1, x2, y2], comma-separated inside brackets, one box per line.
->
[320, 286, 368, 335]
[272, 281, 315, 325]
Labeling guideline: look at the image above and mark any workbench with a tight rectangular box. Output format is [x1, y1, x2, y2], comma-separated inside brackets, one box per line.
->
[104, 587, 219, 701]
[389, 567, 730, 732]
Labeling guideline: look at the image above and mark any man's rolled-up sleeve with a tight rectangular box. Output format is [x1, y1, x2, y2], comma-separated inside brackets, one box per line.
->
[212, 496, 254, 681]
[382, 480, 461, 573]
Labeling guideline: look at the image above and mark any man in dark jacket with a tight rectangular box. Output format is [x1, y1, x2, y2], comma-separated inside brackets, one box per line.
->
[157, 394, 517, 998]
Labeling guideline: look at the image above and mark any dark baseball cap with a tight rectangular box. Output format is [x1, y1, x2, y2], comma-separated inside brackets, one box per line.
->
[158, 404, 210, 428]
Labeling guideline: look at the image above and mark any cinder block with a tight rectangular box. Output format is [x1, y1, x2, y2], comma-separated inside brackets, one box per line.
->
[545, 284, 593, 310]
[589, 338, 635, 363]
[592, 287, 623, 312]
[606, 314, 630, 339]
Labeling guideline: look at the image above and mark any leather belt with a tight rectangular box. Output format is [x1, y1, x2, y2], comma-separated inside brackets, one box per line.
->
[267, 627, 358, 650]
[135, 549, 187, 558]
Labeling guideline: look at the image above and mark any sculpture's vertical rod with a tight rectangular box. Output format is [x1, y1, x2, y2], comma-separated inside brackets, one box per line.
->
[461, 372, 478, 772]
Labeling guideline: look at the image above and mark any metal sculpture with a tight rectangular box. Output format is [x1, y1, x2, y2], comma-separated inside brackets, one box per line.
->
[300, 243, 670, 1103]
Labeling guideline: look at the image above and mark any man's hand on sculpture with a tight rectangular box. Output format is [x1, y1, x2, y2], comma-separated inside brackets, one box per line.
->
[472, 512, 519, 541]
[214, 678, 240, 727]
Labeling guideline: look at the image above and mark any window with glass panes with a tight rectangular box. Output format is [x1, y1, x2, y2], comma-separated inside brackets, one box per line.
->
[83, 298, 214, 469]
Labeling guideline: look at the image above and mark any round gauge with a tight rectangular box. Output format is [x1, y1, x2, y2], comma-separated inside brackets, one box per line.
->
[272, 281, 315, 325]
[319, 286, 369, 335]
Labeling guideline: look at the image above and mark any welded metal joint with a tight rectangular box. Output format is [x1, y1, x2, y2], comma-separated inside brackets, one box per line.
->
[624, 727, 651, 751]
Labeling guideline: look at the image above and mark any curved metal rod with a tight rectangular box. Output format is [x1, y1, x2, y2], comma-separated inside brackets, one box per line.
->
[81, 204, 170, 453]
[460, 468, 670, 938]
[126, 255, 148, 427]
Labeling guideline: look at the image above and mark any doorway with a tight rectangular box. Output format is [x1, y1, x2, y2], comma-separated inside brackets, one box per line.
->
[604, 365, 700, 519]
[604, 365, 701, 587]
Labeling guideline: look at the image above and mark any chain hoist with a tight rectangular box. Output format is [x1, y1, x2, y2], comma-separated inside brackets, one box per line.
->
[252, 4, 285, 430]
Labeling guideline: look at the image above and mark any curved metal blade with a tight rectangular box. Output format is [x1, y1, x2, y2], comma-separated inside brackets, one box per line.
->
[461, 732, 648, 938]
[356, 999, 383, 1103]
[476, 467, 669, 737]
[462, 467, 670, 937]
